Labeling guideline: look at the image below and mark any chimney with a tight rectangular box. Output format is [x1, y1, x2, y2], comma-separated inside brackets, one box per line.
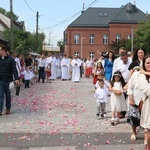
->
[81, 3, 85, 14]
[126, 3, 136, 13]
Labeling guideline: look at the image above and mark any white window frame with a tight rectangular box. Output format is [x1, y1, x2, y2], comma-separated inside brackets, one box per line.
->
[127, 34, 131, 39]
[74, 52, 79, 56]
[74, 34, 80, 44]
[89, 34, 94, 44]
[103, 34, 108, 44]
[116, 34, 121, 42]
[89, 52, 94, 58]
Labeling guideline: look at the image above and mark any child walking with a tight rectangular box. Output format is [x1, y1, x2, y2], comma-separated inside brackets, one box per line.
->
[93, 61, 104, 85]
[109, 71, 127, 125]
[94, 79, 108, 119]
[22, 66, 31, 88]
[29, 66, 35, 85]
[46, 62, 51, 83]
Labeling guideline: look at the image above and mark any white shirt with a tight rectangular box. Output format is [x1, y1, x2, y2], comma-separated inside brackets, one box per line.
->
[112, 57, 131, 82]
[14, 57, 21, 70]
[23, 70, 31, 80]
[86, 60, 93, 67]
[94, 86, 108, 103]
[127, 71, 144, 105]
[38, 58, 46, 67]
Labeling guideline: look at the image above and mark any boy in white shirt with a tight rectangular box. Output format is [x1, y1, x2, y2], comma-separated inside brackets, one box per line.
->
[22, 66, 31, 88]
[94, 79, 109, 119]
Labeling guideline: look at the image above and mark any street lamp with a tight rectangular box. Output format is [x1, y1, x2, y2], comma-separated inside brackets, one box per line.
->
[10, 0, 14, 52]
[80, 37, 86, 58]
[131, 26, 134, 53]
[42, 42, 46, 54]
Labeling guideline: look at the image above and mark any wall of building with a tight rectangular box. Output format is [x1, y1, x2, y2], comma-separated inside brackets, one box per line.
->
[0, 23, 6, 31]
[0, 13, 10, 28]
[66, 27, 110, 58]
[65, 23, 138, 58]
[109, 23, 138, 42]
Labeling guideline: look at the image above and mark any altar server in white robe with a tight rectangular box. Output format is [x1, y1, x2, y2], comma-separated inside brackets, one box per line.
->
[71, 55, 82, 83]
[49, 55, 57, 80]
[61, 54, 70, 80]
[56, 56, 61, 79]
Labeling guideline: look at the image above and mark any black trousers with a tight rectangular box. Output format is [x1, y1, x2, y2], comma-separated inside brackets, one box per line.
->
[24, 80, 29, 88]
[121, 92, 128, 117]
[38, 67, 45, 82]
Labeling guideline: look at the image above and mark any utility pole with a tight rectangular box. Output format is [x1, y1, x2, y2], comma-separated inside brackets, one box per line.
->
[131, 26, 134, 53]
[35, 11, 39, 52]
[10, 0, 14, 52]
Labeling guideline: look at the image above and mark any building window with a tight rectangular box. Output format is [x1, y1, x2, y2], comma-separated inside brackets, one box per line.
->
[103, 34, 108, 44]
[89, 34, 94, 44]
[89, 52, 94, 58]
[74, 34, 80, 44]
[116, 34, 121, 42]
[127, 34, 131, 39]
[104, 13, 108, 17]
[99, 13, 103, 17]
[74, 52, 79, 56]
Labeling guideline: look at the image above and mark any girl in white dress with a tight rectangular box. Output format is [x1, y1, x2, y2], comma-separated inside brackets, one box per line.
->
[109, 71, 127, 125]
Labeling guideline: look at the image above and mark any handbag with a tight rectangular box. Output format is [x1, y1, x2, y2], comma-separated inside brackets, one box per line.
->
[138, 96, 148, 113]
[15, 85, 20, 96]
[9, 82, 15, 90]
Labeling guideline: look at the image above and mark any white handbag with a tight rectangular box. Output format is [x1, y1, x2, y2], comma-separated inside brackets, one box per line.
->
[9, 82, 15, 90]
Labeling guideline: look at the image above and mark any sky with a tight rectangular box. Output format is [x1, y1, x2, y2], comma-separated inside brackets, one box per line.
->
[0, 0, 150, 46]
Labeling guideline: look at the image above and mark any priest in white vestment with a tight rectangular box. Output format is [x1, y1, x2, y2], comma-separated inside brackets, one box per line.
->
[56, 56, 61, 79]
[61, 54, 69, 80]
[71, 55, 82, 82]
[49, 55, 57, 80]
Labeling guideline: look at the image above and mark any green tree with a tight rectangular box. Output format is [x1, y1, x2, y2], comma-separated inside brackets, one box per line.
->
[109, 39, 131, 54]
[0, 7, 6, 15]
[134, 16, 150, 53]
[0, 7, 18, 21]
[57, 39, 64, 53]
[1, 6, 45, 54]
[3, 29, 45, 54]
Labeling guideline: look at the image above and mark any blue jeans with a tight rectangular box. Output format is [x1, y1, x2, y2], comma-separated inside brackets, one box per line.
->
[0, 81, 11, 112]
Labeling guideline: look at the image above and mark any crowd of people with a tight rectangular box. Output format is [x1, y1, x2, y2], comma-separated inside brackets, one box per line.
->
[0, 44, 150, 149]
[93, 47, 150, 150]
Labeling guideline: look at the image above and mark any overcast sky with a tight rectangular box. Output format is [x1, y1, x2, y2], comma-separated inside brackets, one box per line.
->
[0, 0, 149, 46]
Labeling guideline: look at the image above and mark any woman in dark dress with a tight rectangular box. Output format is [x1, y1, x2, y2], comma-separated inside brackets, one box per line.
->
[128, 48, 146, 75]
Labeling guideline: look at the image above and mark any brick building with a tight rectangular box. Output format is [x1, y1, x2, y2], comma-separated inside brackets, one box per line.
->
[64, 3, 147, 59]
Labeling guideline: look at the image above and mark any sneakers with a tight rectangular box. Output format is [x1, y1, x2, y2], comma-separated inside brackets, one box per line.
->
[111, 121, 115, 126]
[110, 118, 116, 126]
[96, 113, 104, 119]
[100, 114, 104, 119]
[0, 109, 11, 115]
[5, 109, 10, 114]
[116, 118, 120, 124]
[96, 113, 99, 119]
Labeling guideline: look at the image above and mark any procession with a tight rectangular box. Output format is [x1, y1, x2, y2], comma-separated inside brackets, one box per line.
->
[0, 44, 150, 149]
[0, 0, 150, 149]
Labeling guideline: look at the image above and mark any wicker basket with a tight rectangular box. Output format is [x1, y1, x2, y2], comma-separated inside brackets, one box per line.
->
[114, 92, 122, 96]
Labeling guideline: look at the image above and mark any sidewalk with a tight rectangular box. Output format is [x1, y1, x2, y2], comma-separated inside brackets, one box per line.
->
[0, 78, 145, 150]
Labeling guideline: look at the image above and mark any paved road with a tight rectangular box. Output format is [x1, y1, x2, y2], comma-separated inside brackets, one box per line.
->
[0, 78, 145, 150]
